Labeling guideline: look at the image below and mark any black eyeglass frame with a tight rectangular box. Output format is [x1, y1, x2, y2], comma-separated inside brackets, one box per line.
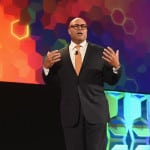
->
[70, 24, 88, 30]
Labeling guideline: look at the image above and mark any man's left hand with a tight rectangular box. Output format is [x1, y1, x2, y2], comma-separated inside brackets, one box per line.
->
[102, 46, 120, 68]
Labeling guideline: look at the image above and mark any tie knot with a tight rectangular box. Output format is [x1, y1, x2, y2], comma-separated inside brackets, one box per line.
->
[75, 45, 81, 51]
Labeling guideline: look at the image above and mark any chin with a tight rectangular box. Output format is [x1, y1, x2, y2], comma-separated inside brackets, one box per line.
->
[77, 39, 84, 43]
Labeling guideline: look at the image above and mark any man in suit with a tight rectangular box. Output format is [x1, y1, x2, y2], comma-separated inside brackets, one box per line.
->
[42, 17, 122, 150]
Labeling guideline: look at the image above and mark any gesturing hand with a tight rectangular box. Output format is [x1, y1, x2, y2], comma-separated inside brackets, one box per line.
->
[102, 46, 120, 68]
[43, 50, 61, 69]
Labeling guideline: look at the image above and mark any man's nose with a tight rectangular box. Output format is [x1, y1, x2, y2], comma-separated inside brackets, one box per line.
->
[78, 25, 82, 29]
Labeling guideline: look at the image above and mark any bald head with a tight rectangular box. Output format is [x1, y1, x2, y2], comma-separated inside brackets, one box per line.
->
[68, 17, 88, 44]
[69, 17, 87, 27]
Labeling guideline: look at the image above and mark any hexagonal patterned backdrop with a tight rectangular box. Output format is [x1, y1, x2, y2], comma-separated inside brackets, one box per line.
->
[0, 0, 150, 149]
[0, 0, 150, 94]
[106, 91, 150, 150]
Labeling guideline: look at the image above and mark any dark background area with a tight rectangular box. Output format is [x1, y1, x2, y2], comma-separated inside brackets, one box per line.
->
[0, 82, 66, 149]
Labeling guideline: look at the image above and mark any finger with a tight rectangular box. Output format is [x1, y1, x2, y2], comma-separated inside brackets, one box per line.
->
[51, 56, 61, 64]
[47, 50, 58, 61]
[116, 50, 119, 58]
[49, 51, 61, 64]
[52, 51, 61, 57]
[106, 47, 114, 54]
[53, 53, 61, 59]
[50, 50, 59, 55]
[51, 52, 61, 61]
[47, 51, 51, 54]
[53, 58, 61, 63]
[104, 49, 114, 57]
[102, 56, 111, 63]
[47, 50, 59, 57]
[46, 51, 52, 60]
[103, 50, 111, 59]
[46, 51, 50, 58]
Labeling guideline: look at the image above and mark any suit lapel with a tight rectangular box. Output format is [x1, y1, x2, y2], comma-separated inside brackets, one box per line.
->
[62, 43, 93, 77]
[79, 43, 92, 75]
[62, 47, 77, 76]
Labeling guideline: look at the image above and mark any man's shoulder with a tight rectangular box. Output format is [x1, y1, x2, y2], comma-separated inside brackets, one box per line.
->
[87, 42, 104, 50]
[58, 45, 68, 52]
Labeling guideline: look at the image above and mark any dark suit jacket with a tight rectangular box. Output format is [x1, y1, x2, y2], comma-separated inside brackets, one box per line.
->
[42, 42, 121, 127]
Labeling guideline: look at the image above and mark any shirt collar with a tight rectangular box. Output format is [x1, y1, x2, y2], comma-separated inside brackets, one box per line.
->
[70, 40, 87, 50]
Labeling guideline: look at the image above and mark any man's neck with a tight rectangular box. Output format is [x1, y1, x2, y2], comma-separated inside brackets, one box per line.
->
[71, 40, 86, 45]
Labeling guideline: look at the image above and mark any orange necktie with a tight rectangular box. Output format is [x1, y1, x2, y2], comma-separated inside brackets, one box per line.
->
[75, 45, 82, 75]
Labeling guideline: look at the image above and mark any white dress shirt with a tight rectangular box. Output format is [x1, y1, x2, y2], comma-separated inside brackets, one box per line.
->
[69, 40, 88, 68]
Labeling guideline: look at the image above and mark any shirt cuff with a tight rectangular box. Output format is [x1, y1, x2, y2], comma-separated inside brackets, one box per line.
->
[112, 65, 120, 74]
[43, 67, 50, 76]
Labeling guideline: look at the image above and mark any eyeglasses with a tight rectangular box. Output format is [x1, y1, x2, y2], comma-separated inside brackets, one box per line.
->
[70, 24, 87, 30]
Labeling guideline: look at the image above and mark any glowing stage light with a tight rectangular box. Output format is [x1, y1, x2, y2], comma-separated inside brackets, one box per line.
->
[10, 19, 29, 40]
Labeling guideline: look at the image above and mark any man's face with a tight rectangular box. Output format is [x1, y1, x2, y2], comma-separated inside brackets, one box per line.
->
[68, 18, 88, 44]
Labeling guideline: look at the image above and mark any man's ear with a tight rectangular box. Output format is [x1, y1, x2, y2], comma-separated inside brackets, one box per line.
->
[68, 29, 71, 35]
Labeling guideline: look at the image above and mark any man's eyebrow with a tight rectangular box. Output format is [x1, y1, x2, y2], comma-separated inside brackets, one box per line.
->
[71, 24, 87, 26]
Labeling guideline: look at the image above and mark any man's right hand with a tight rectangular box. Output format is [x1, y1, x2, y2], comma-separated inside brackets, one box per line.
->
[43, 50, 61, 69]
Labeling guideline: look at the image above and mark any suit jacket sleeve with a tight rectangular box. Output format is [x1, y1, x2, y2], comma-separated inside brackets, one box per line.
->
[102, 60, 122, 85]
